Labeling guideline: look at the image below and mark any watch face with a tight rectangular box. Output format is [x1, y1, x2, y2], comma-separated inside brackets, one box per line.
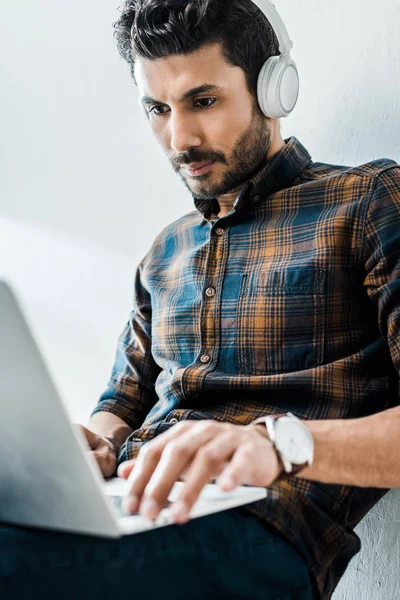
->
[274, 418, 313, 465]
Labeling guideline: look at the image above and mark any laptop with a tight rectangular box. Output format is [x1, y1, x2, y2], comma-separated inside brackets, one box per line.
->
[0, 280, 266, 538]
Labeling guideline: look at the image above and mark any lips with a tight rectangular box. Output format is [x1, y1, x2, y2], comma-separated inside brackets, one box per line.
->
[187, 161, 212, 170]
[184, 160, 216, 176]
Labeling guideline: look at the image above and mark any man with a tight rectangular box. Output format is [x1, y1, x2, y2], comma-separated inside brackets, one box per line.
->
[1, 1, 399, 599]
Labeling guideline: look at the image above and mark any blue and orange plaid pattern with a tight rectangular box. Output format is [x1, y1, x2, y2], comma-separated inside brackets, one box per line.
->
[92, 137, 400, 599]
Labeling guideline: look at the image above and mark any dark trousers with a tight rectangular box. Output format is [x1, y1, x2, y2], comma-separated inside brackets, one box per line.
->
[0, 507, 314, 599]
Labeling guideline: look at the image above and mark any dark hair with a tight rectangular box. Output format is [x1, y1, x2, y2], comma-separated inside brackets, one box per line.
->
[113, 0, 279, 96]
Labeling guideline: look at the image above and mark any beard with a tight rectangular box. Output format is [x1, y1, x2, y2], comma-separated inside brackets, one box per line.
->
[169, 103, 272, 200]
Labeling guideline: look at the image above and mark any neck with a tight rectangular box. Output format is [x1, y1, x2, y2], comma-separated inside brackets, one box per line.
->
[217, 127, 285, 218]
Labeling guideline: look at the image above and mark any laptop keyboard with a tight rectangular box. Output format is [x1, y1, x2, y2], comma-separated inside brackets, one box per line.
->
[109, 495, 136, 518]
[109, 495, 173, 519]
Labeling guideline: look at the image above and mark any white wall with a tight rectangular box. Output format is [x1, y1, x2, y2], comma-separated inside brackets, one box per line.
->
[1, 1, 399, 597]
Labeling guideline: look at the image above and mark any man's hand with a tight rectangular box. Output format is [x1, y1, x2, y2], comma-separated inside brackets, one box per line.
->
[117, 420, 282, 524]
[75, 424, 117, 478]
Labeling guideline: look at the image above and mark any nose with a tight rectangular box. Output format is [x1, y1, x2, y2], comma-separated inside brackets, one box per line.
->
[169, 111, 202, 153]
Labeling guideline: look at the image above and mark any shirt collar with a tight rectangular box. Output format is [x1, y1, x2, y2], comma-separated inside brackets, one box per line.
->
[193, 136, 312, 219]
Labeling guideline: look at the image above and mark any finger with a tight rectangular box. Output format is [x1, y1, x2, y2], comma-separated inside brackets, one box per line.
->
[170, 429, 242, 523]
[118, 423, 193, 481]
[128, 421, 223, 519]
[123, 421, 194, 510]
[117, 459, 137, 479]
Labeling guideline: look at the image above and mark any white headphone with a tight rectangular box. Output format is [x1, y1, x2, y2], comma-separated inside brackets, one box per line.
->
[251, 0, 299, 119]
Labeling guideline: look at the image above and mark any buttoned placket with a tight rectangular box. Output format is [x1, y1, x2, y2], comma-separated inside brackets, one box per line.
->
[181, 182, 255, 399]
[180, 216, 229, 399]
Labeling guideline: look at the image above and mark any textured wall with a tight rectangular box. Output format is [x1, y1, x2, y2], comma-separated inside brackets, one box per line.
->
[0, 0, 399, 597]
[333, 489, 400, 600]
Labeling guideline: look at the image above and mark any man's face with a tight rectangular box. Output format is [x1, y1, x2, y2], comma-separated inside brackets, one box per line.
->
[135, 43, 271, 199]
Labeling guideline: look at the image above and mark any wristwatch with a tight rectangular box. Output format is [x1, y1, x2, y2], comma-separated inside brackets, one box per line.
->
[252, 412, 314, 478]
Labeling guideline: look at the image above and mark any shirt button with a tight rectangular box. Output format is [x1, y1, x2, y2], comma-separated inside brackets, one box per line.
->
[200, 354, 211, 364]
[169, 418, 178, 424]
[215, 228, 225, 236]
[205, 287, 216, 298]
[252, 195, 261, 204]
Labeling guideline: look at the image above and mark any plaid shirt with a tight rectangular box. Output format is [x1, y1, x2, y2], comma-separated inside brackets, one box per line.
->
[91, 137, 400, 599]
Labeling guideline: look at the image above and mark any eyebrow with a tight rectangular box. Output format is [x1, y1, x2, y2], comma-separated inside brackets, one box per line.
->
[140, 84, 224, 106]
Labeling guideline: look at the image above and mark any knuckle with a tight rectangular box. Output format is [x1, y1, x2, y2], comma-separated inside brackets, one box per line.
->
[102, 438, 115, 454]
[175, 420, 192, 430]
[220, 430, 237, 443]
[198, 446, 221, 463]
[164, 439, 189, 457]
[222, 422, 234, 431]
[93, 450, 113, 475]
[99, 444, 111, 458]
[192, 420, 217, 434]
[139, 441, 159, 461]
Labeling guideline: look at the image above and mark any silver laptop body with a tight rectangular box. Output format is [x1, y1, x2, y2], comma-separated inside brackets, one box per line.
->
[0, 280, 266, 538]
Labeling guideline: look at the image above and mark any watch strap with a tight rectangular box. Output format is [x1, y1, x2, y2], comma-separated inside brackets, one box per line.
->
[251, 413, 309, 479]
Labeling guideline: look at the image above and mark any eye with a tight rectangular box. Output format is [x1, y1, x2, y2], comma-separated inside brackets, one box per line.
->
[148, 97, 216, 118]
[148, 105, 169, 117]
[194, 98, 216, 109]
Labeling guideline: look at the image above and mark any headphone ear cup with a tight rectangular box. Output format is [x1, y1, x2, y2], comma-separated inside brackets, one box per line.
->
[257, 56, 299, 119]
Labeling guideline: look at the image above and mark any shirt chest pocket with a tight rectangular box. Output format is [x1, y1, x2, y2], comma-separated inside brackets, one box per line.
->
[236, 269, 327, 375]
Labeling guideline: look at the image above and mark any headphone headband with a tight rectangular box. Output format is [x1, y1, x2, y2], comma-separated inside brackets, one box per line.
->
[250, 0, 293, 57]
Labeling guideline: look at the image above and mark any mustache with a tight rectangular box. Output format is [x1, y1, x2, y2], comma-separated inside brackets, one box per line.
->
[170, 149, 226, 171]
